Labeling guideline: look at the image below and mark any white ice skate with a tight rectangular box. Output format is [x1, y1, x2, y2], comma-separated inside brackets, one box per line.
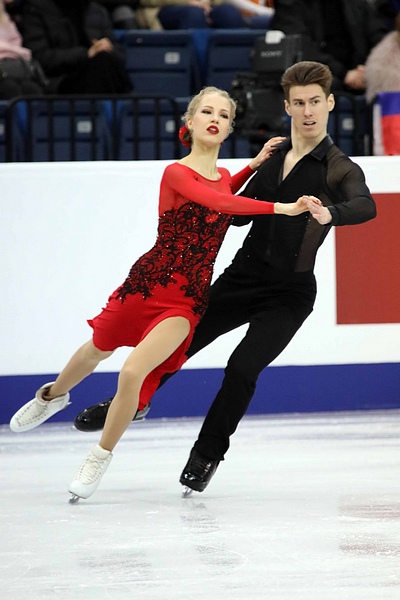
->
[9, 382, 71, 433]
[68, 444, 113, 503]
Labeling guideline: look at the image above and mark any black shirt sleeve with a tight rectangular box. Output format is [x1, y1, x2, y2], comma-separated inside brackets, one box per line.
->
[326, 151, 377, 226]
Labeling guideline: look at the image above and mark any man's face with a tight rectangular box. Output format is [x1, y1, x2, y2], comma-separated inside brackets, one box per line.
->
[284, 84, 335, 140]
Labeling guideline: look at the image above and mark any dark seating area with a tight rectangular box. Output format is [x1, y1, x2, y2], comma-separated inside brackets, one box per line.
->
[5, 95, 183, 162]
[0, 30, 373, 162]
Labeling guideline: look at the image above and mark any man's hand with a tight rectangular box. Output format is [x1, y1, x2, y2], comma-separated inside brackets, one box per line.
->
[275, 195, 322, 216]
[88, 38, 114, 58]
[344, 65, 366, 91]
[302, 195, 333, 224]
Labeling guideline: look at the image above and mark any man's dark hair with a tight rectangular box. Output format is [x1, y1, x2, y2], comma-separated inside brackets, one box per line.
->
[281, 61, 333, 100]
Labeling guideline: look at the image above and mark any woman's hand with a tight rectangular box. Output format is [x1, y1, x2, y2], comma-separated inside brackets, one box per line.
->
[274, 194, 322, 216]
[249, 136, 286, 170]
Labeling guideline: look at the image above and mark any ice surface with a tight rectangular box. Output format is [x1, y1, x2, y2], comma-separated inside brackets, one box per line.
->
[1, 411, 399, 599]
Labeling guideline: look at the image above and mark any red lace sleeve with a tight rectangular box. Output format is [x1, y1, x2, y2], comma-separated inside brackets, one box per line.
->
[160, 163, 275, 216]
[231, 165, 255, 194]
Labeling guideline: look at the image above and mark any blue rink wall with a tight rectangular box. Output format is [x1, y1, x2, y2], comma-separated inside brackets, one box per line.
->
[0, 363, 399, 425]
[1, 159, 399, 425]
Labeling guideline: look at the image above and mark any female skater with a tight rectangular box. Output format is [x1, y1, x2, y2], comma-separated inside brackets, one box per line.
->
[10, 86, 318, 501]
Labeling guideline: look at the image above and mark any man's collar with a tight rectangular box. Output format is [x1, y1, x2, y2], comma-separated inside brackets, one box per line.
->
[310, 135, 334, 160]
[280, 135, 334, 160]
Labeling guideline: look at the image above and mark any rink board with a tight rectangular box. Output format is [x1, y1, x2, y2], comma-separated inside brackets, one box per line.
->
[1, 158, 399, 423]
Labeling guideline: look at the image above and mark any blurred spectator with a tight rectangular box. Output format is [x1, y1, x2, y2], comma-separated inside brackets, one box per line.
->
[370, 0, 400, 31]
[269, 0, 386, 92]
[97, 1, 139, 29]
[0, 0, 47, 98]
[2, 0, 23, 22]
[365, 9, 400, 102]
[136, 0, 247, 31]
[20, 0, 132, 94]
[228, 0, 274, 29]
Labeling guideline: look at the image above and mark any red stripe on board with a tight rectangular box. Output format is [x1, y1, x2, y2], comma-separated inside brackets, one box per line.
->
[336, 193, 400, 324]
[381, 114, 400, 155]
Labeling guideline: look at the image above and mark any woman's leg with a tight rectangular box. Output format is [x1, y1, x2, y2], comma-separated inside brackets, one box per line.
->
[158, 6, 208, 29]
[210, 5, 246, 28]
[10, 340, 114, 433]
[100, 316, 190, 451]
[69, 316, 191, 500]
[247, 14, 274, 29]
[46, 340, 114, 399]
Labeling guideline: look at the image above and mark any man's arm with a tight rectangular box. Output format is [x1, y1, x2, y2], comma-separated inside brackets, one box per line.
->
[327, 159, 377, 226]
[307, 154, 377, 226]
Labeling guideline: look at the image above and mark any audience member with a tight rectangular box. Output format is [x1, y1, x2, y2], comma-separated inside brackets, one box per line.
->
[136, 0, 247, 31]
[2, 0, 23, 22]
[365, 8, 400, 102]
[0, 0, 47, 98]
[97, 1, 139, 29]
[269, 0, 386, 93]
[370, 0, 400, 31]
[228, 0, 274, 29]
[20, 0, 132, 94]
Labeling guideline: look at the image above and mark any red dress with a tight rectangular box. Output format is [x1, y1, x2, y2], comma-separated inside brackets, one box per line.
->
[89, 162, 274, 408]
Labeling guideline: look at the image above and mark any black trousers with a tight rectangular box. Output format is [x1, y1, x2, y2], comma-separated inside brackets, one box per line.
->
[184, 262, 317, 461]
[57, 51, 132, 94]
[0, 78, 44, 99]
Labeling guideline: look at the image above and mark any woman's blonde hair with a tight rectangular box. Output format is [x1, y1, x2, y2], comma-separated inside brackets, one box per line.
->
[182, 86, 237, 135]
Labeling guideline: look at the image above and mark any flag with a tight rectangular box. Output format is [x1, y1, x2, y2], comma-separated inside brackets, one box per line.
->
[378, 91, 400, 155]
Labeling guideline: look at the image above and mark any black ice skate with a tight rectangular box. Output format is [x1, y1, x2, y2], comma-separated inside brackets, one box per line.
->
[179, 449, 220, 497]
[73, 399, 151, 432]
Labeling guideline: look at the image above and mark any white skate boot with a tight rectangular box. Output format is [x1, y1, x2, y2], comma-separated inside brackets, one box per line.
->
[10, 382, 71, 433]
[69, 444, 113, 503]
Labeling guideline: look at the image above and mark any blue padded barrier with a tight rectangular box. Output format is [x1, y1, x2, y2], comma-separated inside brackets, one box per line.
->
[102, 95, 185, 160]
[205, 29, 265, 90]
[7, 98, 109, 162]
[119, 30, 201, 96]
[328, 94, 367, 156]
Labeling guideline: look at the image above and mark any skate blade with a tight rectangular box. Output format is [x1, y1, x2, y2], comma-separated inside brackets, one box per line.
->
[68, 494, 80, 504]
[182, 486, 194, 498]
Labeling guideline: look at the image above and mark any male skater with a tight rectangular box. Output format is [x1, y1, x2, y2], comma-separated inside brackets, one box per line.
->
[74, 61, 377, 493]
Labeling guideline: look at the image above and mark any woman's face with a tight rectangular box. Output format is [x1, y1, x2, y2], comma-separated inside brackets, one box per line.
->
[188, 93, 232, 147]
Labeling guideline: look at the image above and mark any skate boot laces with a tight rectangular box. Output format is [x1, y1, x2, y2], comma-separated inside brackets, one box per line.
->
[15, 395, 70, 428]
[10, 383, 70, 433]
[77, 451, 109, 484]
[17, 399, 51, 425]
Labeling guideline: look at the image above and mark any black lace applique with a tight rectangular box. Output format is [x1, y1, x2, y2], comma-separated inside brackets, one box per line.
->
[117, 202, 232, 316]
